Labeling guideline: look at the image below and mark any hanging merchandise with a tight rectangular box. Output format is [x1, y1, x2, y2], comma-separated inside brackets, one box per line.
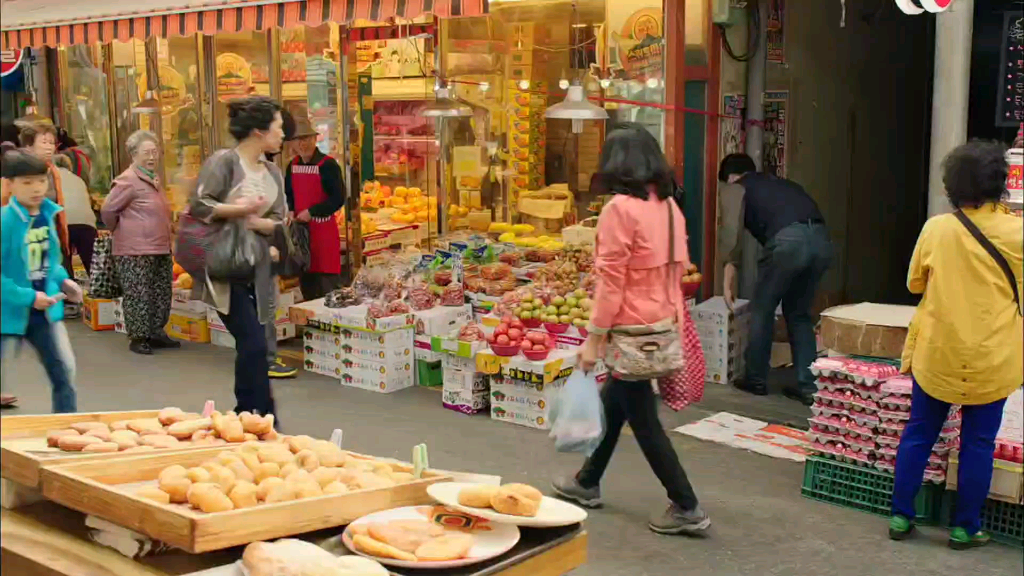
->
[766, 0, 786, 63]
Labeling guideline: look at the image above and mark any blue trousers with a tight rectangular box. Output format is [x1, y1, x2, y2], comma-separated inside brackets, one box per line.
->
[892, 379, 1006, 533]
[0, 310, 78, 413]
[745, 222, 832, 393]
[218, 283, 277, 419]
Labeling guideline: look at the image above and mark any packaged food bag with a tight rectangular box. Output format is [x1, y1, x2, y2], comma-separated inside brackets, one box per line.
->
[549, 370, 605, 456]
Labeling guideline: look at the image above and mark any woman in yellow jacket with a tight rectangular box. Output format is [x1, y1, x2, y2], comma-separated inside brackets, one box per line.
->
[890, 141, 1023, 549]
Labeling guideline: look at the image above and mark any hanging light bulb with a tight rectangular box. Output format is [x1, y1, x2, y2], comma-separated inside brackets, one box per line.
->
[546, 80, 608, 134]
[645, 77, 659, 89]
[599, 78, 611, 89]
[558, 79, 570, 90]
[479, 81, 490, 93]
[518, 80, 530, 90]
[132, 90, 161, 115]
[419, 84, 472, 118]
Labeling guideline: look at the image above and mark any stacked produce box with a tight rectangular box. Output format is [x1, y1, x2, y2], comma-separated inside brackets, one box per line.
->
[806, 358, 960, 482]
[691, 297, 750, 385]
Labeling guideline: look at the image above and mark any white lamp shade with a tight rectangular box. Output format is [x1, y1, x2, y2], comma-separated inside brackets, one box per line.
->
[545, 85, 608, 121]
[419, 87, 473, 118]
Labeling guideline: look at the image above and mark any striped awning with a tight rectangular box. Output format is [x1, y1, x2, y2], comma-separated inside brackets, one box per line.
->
[0, 0, 487, 49]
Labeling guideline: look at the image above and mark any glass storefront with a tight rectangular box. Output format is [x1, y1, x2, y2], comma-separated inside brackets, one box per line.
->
[61, 44, 114, 193]
[212, 31, 270, 148]
[156, 36, 204, 212]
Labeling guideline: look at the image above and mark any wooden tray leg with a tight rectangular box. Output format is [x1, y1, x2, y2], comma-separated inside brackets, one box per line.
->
[2, 478, 44, 510]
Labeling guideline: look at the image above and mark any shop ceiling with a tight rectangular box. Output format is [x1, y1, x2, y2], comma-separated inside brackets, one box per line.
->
[0, 0, 488, 49]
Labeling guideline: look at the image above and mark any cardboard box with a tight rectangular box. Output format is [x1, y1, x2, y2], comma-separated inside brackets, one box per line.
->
[475, 348, 576, 385]
[414, 335, 443, 363]
[165, 310, 210, 343]
[432, 336, 486, 359]
[442, 366, 491, 415]
[211, 322, 295, 349]
[338, 368, 413, 394]
[489, 375, 568, 430]
[81, 295, 117, 331]
[692, 297, 751, 384]
[210, 328, 234, 350]
[947, 450, 1024, 504]
[413, 305, 473, 337]
[443, 388, 490, 415]
[171, 289, 208, 315]
[818, 303, 916, 360]
[289, 299, 415, 333]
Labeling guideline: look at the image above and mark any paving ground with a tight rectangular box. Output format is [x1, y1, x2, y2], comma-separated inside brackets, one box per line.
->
[3, 323, 1022, 575]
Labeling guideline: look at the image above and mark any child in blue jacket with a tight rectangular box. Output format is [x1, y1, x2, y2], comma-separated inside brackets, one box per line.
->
[1, 150, 82, 413]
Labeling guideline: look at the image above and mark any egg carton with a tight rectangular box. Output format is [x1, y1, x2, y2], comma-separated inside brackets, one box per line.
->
[851, 384, 884, 401]
[879, 410, 911, 423]
[879, 375, 913, 396]
[842, 433, 877, 452]
[928, 453, 950, 469]
[815, 377, 853, 392]
[874, 460, 896, 474]
[850, 412, 880, 429]
[845, 421, 876, 439]
[878, 420, 906, 436]
[923, 467, 946, 484]
[876, 434, 901, 448]
[875, 446, 898, 461]
[849, 397, 880, 414]
[808, 415, 845, 433]
[809, 357, 900, 386]
[879, 395, 912, 411]
[806, 430, 845, 445]
[810, 404, 851, 419]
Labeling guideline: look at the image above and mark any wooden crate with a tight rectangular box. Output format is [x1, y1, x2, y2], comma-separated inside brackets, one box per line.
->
[1, 410, 161, 488]
[39, 447, 452, 553]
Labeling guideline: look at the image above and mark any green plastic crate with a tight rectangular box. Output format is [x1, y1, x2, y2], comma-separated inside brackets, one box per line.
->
[416, 359, 443, 388]
[801, 456, 943, 524]
[942, 493, 1024, 548]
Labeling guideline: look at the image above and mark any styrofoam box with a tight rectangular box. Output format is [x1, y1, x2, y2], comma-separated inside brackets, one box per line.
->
[442, 387, 490, 415]
[443, 367, 490, 393]
[489, 375, 568, 430]
[338, 327, 414, 351]
[210, 323, 295, 349]
[413, 304, 473, 337]
[337, 367, 413, 394]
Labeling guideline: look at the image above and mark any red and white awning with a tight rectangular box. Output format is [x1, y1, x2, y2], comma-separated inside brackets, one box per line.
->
[0, 0, 487, 49]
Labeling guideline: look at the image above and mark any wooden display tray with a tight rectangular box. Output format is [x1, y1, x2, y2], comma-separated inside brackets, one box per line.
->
[39, 447, 452, 553]
[1, 410, 162, 488]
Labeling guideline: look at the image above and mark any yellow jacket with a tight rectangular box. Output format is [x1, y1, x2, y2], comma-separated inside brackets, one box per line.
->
[901, 204, 1023, 405]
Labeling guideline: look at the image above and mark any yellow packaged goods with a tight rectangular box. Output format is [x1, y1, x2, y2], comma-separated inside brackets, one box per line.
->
[166, 310, 211, 343]
[518, 185, 574, 234]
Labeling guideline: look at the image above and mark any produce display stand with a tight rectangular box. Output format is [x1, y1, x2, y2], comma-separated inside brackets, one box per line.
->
[1, 410, 162, 489]
[0, 501, 586, 576]
[37, 447, 451, 553]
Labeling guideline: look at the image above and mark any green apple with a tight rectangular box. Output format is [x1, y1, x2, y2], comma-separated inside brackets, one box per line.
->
[579, 298, 593, 310]
[572, 318, 587, 327]
[569, 308, 583, 319]
[558, 305, 570, 315]
[520, 311, 532, 320]
[522, 292, 534, 303]
[574, 288, 587, 299]
[522, 302, 534, 312]
[546, 305, 559, 315]
[566, 297, 579, 308]
[552, 296, 566, 307]
[559, 315, 571, 324]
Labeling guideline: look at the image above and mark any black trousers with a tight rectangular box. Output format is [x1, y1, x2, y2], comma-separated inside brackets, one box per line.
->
[219, 283, 277, 419]
[577, 377, 700, 510]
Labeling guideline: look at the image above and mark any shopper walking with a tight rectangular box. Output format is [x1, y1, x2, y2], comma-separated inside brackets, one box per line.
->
[889, 141, 1022, 550]
[717, 153, 833, 405]
[59, 166, 97, 275]
[1, 150, 81, 413]
[552, 125, 709, 536]
[2, 124, 70, 261]
[284, 117, 344, 300]
[187, 95, 287, 421]
[101, 130, 177, 355]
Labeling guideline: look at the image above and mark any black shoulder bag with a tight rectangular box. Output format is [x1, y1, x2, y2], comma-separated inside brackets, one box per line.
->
[953, 209, 1022, 316]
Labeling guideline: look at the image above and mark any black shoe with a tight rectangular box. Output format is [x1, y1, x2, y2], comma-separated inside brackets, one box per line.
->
[734, 379, 768, 396]
[130, 339, 153, 355]
[149, 333, 182, 349]
[783, 386, 814, 406]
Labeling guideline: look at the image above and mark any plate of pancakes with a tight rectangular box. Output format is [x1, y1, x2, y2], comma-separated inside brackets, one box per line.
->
[427, 482, 588, 528]
[342, 505, 521, 569]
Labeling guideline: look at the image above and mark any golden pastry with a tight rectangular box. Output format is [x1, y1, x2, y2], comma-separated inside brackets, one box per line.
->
[414, 533, 475, 562]
[457, 484, 500, 508]
[351, 534, 417, 562]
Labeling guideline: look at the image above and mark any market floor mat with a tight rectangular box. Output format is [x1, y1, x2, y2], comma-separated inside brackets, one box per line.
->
[673, 412, 810, 462]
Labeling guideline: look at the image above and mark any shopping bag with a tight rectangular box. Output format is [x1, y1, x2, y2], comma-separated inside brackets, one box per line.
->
[88, 234, 122, 299]
[206, 220, 260, 282]
[174, 209, 215, 277]
[279, 220, 310, 277]
[549, 370, 605, 456]
[657, 305, 705, 411]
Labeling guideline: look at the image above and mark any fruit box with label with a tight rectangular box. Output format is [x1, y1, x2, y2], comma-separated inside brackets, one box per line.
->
[339, 354, 413, 377]
[414, 335, 443, 362]
[170, 288, 208, 315]
[340, 327, 414, 351]
[489, 374, 567, 431]
[443, 387, 490, 415]
[947, 448, 1024, 504]
[475, 348, 576, 385]
[304, 357, 341, 378]
[431, 336, 487, 359]
[290, 300, 415, 333]
[413, 305, 473, 337]
[339, 340, 414, 364]
[338, 367, 413, 394]
[81, 295, 117, 331]
[442, 352, 479, 373]
[165, 310, 211, 343]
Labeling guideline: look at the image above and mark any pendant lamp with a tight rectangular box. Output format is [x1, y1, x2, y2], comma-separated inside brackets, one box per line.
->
[419, 85, 473, 118]
[545, 81, 607, 133]
[132, 90, 161, 115]
[16, 95, 51, 125]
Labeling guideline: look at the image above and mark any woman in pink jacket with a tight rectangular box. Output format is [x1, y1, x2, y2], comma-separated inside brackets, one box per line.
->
[552, 125, 708, 536]
[101, 130, 177, 356]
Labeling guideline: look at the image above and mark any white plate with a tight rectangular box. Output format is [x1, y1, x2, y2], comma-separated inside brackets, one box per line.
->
[427, 482, 588, 528]
[342, 505, 521, 569]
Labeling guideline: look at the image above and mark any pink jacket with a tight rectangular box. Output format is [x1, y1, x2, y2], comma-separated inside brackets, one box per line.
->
[587, 193, 691, 337]
[101, 166, 173, 256]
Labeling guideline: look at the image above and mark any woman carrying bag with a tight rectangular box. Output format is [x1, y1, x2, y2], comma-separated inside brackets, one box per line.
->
[551, 125, 709, 536]
[184, 96, 288, 422]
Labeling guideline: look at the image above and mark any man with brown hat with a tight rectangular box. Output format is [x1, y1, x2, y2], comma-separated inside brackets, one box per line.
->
[284, 117, 344, 301]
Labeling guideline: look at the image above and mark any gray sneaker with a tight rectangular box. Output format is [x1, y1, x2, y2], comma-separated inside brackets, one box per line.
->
[648, 503, 711, 535]
[551, 476, 603, 508]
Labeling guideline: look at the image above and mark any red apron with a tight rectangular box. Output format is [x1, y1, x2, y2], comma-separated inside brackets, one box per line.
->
[290, 156, 342, 274]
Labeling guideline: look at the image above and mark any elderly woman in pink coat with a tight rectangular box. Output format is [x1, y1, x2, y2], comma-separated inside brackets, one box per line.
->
[550, 125, 708, 537]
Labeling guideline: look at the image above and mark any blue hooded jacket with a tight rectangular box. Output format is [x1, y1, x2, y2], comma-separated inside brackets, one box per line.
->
[1, 197, 69, 335]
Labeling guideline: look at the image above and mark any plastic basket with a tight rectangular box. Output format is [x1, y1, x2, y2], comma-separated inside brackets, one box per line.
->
[801, 456, 943, 524]
[942, 493, 1024, 547]
[416, 359, 443, 388]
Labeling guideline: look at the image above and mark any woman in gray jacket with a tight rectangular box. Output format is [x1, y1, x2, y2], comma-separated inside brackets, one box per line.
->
[102, 130, 177, 355]
[188, 96, 287, 421]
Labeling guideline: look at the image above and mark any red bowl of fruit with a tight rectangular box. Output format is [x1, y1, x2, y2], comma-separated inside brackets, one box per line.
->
[523, 348, 551, 361]
[578, 327, 588, 337]
[683, 281, 701, 298]
[544, 322, 570, 334]
[490, 343, 522, 357]
[522, 318, 542, 328]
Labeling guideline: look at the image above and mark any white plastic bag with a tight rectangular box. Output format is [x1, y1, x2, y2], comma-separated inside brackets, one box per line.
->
[549, 370, 605, 456]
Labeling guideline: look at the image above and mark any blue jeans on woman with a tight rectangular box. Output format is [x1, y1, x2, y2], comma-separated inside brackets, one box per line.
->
[218, 283, 277, 419]
[892, 379, 1005, 533]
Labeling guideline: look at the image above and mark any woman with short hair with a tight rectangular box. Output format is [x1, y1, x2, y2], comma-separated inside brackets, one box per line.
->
[889, 141, 1022, 549]
[101, 130, 177, 355]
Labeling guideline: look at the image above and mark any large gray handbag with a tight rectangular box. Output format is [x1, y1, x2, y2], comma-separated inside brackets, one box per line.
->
[205, 220, 260, 282]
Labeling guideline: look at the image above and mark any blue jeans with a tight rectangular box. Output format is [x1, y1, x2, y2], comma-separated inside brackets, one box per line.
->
[746, 222, 832, 393]
[0, 311, 78, 413]
[218, 283, 277, 419]
[892, 380, 1005, 533]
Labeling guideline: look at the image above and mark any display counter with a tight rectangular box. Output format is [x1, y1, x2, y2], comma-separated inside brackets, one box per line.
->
[0, 501, 586, 576]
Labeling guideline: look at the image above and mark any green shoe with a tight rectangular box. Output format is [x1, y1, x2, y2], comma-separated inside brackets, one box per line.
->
[888, 515, 915, 540]
[948, 528, 990, 550]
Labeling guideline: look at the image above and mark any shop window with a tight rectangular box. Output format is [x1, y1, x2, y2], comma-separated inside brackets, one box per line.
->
[61, 45, 113, 195]
[684, 0, 709, 66]
[213, 31, 270, 147]
[279, 25, 341, 161]
[156, 36, 203, 213]
[110, 40, 146, 175]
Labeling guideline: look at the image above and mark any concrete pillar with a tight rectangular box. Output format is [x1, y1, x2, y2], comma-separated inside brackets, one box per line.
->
[738, 0, 769, 300]
[927, 0, 974, 217]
